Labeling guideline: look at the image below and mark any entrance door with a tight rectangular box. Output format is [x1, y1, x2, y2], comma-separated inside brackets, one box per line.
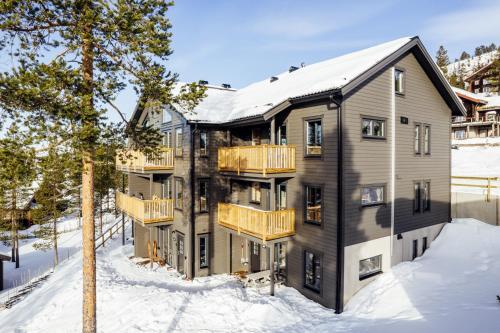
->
[276, 183, 287, 210]
[177, 233, 185, 274]
[250, 241, 261, 272]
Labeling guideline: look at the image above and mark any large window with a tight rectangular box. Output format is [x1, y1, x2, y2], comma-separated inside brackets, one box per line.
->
[200, 131, 208, 156]
[304, 250, 321, 292]
[414, 182, 421, 213]
[161, 178, 172, 199]
[359, 255, 382, 280]
[250, 182, 261, 203]
[305, 119, 322, 156]
[423, 181, 431, 212]
[454, 129, 466, 140]
[395, 68, 404, 94]
[175, 178, 183, 210]
[175, 127, 183, 156]
[362, 118, 385, 139]
[361, 185, 385, 207]
[414, 124, 421, 155]
[305, 185, 322, 225]
[424, 125, 431, 155]
[163, 130, 172, 147]
[199, 234, 209, 269]
[199, 180, 209, 212]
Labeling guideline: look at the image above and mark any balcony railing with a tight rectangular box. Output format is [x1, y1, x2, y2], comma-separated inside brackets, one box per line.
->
[217, 203, 295, 242]
[218, 145, 296, 176]
[116, 192, 174, 224]
[452, 115, 500, 124]
[116, 147, 174, 172]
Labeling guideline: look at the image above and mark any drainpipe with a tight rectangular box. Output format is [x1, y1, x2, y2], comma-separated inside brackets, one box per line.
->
[390, 68, 396, 257]
[331, 95, 344, 314]
[190, 123, 197, 279]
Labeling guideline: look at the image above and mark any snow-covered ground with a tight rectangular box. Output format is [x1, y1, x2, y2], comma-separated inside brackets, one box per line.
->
[0, 218, 499, 332]
[452, 144, 500, 177]
[0, 212, 118, 292]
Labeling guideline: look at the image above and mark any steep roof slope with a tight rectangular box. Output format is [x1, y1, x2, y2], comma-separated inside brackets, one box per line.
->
[177, 37, 415, 123]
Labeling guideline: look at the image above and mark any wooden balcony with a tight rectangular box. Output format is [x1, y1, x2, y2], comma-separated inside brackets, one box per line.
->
[116, 192, 174, 225]
[115, 147, 174, 173]
[218, 145, 296, 176]
[217, 203, 295, 242]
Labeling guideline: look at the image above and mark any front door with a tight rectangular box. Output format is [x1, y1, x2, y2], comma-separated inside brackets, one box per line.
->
[177, 233, 185, 274]
[250, 241, 261, 272]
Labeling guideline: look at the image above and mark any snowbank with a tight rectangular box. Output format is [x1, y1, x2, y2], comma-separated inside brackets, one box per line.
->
[452, 145, 500, 177]
[0, 219, 499, 332]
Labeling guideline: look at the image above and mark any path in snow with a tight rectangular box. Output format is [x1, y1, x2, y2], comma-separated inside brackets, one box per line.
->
[0, 219, 499, 332]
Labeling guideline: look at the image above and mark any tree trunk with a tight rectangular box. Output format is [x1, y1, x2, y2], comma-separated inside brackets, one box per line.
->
[81, 5, 97, 331]
[53, 197, 59, 267]
[11, 189, 19, 268]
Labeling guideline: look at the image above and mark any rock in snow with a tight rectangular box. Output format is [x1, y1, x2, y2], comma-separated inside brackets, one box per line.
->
[0, 218, 499, 332]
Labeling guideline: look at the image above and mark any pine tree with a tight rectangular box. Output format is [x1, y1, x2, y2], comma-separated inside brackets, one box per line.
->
[460, 51, 471, 60]
[0, 2, 205, 331]
[0, 124, 36, 269]
[32, 140, 73, 267]
[436, 46, 450, 75]
[488, 51, 500, 94]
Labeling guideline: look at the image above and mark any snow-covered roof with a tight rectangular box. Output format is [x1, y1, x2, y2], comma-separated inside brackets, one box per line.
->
[175, 37, 415, 123]
[478, 93, 500, 110]
[445, 51, 497, 78]
[451, 87, 487, 104]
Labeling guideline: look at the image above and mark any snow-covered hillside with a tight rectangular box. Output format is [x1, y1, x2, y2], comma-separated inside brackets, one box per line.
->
[0, 218, 499, 333]
[452, 144, 500, 177]
[446, 51, 497, 77]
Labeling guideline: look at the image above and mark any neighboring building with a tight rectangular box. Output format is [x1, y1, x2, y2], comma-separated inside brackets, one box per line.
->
[451, 87, 500, 140]
[116, 36, 465, 312]
[445, 50, 498, 93]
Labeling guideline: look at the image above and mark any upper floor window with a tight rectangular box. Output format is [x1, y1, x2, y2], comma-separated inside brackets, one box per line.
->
[424, 125, 431, 155]
[414, 124, 421, 155]
[199, 180, 209, 212]
[454, 130, 466, 140]
[199, 234, 209, 269]
[305, 185, 322, 225]
[163, 109, 172, 123]
[414, 182, 421, 213]
[395, 69, 405, 94]
[175, 127, 183, 156]
[362, 118, 385, 139]
[200, 131, 208, 156]
[175, 178, 183, 210]
[250, 182, 261, 203]
[305, 119, 322, 156]
[361, 185, 385, 207]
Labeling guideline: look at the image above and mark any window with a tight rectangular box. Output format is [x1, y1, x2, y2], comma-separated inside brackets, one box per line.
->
[414, 124, 421, 155]
[163, 109, 172, 123]
[200, 131, 208, 156]
[423, 181, 431, 212]
[163, 131, 172, 147]
[395, 69, 404, 94]
[424, 125, 431, 155]
[305, 119, 322, 156]
[454, 129, 466, 140]
[251, 128, 261, 146]
[199, 234, 209, 268]
[175, 127, 183, 156]
[422, 237, 428, 254]
[412, 239, 418, 260]
[359, 255, 382, 280]
[362, 118, 385, 139]
[304, 250, 321, 292]
[199, 180, 209, 212]
[162, 178, 172, 199]
[414, 182, 421, 213]
[305, 185, 322, 225]
[250, 182, 261, 203]
[361, 185, 385, 206]
[175, 178, 183, 210]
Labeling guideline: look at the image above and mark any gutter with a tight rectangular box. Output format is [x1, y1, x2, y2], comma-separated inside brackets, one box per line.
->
[331, 95, 345, 314]
[190, 123, 197, 279]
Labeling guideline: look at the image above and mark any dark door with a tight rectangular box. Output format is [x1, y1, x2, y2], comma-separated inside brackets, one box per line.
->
[250, 241, 261, 272]
[177, 233, 185, 274]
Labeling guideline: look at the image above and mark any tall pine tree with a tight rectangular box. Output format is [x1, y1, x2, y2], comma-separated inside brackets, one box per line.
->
[436, 45, 450, 75]
[0, 2, 205, 331]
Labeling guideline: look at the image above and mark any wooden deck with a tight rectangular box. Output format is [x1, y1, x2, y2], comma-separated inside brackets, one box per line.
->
[116, 192, 174, 224]
[218, 145, 296, 176]
[217, 203, 295, 242]
[115, 147, 174, 173]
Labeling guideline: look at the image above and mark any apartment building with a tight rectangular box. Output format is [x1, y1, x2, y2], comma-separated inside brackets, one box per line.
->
[116, 36, 465, 312]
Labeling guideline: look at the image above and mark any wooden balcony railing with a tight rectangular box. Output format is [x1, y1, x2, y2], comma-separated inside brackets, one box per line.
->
[116, 192, 174, 224]
[218, 145, 296, 176]
[217, 203, 295, 242]
[452, 115, 500, 124]
[116, 147, 174, 172]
